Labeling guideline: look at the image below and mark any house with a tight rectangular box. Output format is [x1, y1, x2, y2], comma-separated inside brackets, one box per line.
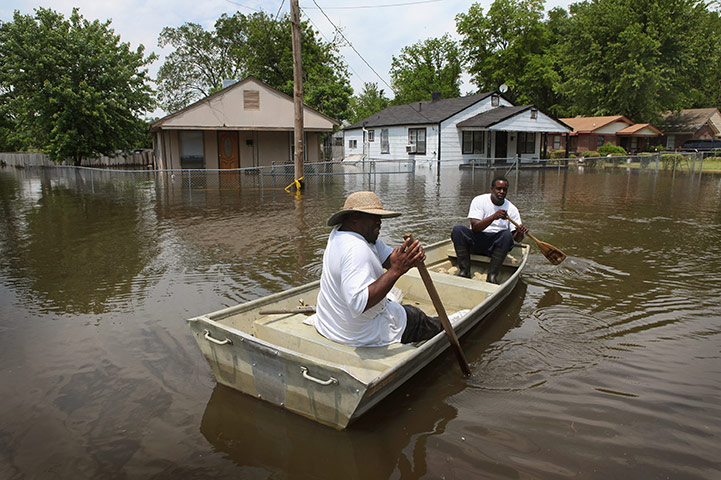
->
[549, 116, 662, 153]
[150, 76, 339, 170]
[658, 108, 721, 149]
[343, 92, 570, 164]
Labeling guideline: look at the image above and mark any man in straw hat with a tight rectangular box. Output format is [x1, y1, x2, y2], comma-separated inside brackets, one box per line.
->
[451, 176, 528, 283]
[314, 191, 442, 346]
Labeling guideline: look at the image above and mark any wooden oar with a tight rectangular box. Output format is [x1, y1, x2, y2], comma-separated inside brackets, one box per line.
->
[507, 217, 566, 265]
[258, 306, 316, 315]
[403, 234, 472, 377]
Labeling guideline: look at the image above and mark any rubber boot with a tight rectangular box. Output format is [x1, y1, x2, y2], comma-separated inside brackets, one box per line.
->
[454, 244, 471, 278]
[486, 249, 506, 284]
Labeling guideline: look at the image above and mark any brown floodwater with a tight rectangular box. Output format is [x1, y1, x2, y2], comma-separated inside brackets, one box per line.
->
[1, 163, 720, 479]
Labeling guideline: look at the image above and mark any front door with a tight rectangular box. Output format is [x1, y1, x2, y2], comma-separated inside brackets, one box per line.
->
[218, 132, 239, 169]
[495, 131, 508, 160]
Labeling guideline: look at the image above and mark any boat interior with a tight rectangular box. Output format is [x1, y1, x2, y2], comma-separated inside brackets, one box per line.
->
[201, 244, 524, 380]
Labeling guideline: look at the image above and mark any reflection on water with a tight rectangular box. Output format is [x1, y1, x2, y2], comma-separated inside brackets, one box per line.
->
[1, 165, 721, 478]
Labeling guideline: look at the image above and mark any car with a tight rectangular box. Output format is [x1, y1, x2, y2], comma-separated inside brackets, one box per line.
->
[680, 139, 721, 150]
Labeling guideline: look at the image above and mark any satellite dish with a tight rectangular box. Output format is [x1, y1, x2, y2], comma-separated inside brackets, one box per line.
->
[499, 84, 509, 93]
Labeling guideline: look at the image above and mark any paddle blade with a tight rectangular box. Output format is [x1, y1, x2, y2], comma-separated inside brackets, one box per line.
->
[537, 240, 566, 265]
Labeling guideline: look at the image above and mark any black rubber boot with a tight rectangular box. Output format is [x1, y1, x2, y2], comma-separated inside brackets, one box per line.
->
[486, 249, 506, 284]
[454, 244, 471, 278]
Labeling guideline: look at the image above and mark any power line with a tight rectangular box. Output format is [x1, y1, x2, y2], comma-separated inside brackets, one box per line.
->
[275, 0, 286, 21]
[299, 7, 369, 85]
[303, 0, 445, 10]
[307, 0, 395, 93]
[222, 0, 262, 12]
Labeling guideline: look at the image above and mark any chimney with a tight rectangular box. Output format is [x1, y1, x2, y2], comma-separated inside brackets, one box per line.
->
[432, 91, 441, 102]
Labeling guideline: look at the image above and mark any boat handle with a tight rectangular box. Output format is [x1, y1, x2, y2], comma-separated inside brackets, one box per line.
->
[300, 366, 337, 386]
[203, 329, 233, 345]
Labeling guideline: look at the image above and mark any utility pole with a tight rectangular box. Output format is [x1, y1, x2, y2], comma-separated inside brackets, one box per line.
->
[290, 0, 304, 191]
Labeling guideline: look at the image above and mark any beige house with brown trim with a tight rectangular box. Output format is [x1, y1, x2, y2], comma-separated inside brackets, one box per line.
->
[150, 76, 339, 170]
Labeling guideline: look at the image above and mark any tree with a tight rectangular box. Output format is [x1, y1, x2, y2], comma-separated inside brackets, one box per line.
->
[389, 34, 462, 104]
[456, 0, 558, 108]
[557, 0, 718, 122]
[349, 82, 390, 123]
[157, 12, 353, 121]
[0, 8, 156, 164]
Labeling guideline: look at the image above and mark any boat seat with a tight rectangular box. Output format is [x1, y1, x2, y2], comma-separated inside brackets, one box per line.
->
[252, 314, 419, 373]
[445, 248, 522, 266]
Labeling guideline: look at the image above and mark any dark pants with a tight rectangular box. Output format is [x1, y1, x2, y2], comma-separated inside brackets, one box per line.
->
[401, 305, 442, 343]
[450, 225, 515, 257]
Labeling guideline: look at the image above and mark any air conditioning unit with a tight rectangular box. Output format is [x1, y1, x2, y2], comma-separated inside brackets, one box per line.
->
[406, 145, 416, 153]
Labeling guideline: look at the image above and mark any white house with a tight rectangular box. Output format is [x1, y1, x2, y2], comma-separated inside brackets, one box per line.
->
[343, 92, 571, 164]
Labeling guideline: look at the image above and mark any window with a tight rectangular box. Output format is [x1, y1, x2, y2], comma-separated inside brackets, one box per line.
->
[517, 132, 536, 154]
[368, 130, 375, 142]
[180, 131, 204, 169]
[491, 94, 500, 107]
[462, 131, 485, 154]
[530, 108, 538, 119]
[381, 129, 389, 153]
[334, 136, 343, 147]
[597, 135, 605, 148]
[243, 90, 260, 110]
[408, 128, 426, 154]
[552, 135, 561, 150]
[349, 139, 358, 149]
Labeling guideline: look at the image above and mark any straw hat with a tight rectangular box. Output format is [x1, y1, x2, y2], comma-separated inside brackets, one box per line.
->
[327, 191, 401, 226]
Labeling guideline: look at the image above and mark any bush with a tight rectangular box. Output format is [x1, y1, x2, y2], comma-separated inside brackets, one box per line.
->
[661, 153, 683, 170]
[598, 142, 626, 155]
[550, 149, 567, 159]
[584, 150, 601, 157]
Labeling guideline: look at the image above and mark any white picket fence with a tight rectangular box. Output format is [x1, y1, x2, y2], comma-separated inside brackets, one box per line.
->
[0, 150, 154, 168]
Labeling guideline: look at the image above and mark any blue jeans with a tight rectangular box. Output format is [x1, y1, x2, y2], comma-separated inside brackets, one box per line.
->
[451, 225, 514, 256]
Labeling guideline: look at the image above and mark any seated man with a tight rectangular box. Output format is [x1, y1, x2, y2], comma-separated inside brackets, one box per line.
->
[451, 176, 528, 283]
[314, 191, 442, 347]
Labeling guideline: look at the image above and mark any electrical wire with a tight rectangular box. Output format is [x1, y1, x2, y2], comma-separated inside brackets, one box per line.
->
[222, 0, 262, 12]
[303, 0, 445, 10]
[307, 0, 395, 93]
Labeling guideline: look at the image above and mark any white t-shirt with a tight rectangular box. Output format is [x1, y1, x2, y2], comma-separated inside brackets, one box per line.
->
[467, 193, 522, 233]
[314, 227, 407, 346]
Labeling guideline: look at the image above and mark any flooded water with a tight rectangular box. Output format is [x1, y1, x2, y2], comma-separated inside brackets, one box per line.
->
[1, 163, 720, 479]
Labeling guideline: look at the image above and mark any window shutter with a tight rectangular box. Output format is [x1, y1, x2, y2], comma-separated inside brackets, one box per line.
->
[244, 90, 260, 110]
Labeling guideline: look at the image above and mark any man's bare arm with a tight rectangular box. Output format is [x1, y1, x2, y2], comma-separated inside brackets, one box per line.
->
[366, 238, 424, 311]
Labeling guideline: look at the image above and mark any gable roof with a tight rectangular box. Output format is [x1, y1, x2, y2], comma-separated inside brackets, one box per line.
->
[660, 108, 721, 135]
[150, 76, 339, 132]
[559, 115, 632, 134]
[345, 92, 495, 129]
[616, 123, 662, 136]
[457, 105, 572, 133]
[457, 105, 533, 128]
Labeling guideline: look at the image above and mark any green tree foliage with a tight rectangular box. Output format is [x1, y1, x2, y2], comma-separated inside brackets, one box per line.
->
[558, 0, 718, 122]
[349, 82, 390, 124]
[0, 8, 155, 163]
[389, 34, 462, 104]
[456, 0, 560, 109]
[156, 12, 352, 121]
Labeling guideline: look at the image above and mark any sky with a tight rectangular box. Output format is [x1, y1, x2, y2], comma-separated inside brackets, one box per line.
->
[1, 0, 573, 115]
